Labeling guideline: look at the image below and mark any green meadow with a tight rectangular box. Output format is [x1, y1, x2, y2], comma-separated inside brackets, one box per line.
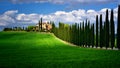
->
[0, 32, 120, 68]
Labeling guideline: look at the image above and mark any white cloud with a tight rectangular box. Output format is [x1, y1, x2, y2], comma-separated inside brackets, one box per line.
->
[0, 11, 16, 26]
[0, 7, 118, 31]
[4, 10, 18, 16]
[0, 21, 6, 26]
[87, 10, 96, 13]
[16, 13, 40, 23]
[16, 8, 117, 23]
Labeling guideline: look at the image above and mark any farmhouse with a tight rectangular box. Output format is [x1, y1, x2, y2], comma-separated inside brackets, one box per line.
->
[35, 21, 52, 31]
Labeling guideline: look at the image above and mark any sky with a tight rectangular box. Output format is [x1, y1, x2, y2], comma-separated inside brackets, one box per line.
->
[0, 0, 120, 31]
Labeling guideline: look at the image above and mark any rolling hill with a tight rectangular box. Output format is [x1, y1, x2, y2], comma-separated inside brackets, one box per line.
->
[0, 32, 120, 68]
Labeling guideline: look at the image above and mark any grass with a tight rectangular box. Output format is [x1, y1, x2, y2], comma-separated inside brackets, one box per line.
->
[0, 32, 120, 68]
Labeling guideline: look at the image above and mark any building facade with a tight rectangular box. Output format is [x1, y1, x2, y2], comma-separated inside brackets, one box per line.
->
[35, 22, 52, 31]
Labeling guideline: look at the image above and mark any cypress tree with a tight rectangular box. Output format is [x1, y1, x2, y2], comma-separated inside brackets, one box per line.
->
[85, 20, 88, 47]
[96, 15, 98, 48]
[82, 21, 85, 47]
[69, 25, 72, 43]
[117, 5, 120, 49]
[74, 23, 77, 45]
[77, 23, 80, 45]
[100, 14, 103, 48]
[40, 17, 42, 31]
[88, 21, 90, 47]
[110, 9, 115, 49]
[79, 23, 82, 46]
[58, 22, 63, 39]
[67, 25, 70, 42]
[75, 23, 78, 45]
[71, 24, 75, 44]
[92, 24, 94, 48]
[51, 22, 55, 33]
[64, 25, 67, 41]
[105, 9, 109, 49]
[103, 22, 106, 47]
[60, 23, 65, 40]
[38, 20, 40, 31]
[23, 27, 24, 31]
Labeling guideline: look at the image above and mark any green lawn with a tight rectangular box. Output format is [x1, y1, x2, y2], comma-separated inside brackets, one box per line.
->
[0, 32, 120, 68]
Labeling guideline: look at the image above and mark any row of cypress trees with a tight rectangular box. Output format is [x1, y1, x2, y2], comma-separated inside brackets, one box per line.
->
[51, 5, 120, 49]
[52, 21, 95, 47]
[95, 9, 114, 49]
[96, 5, 120, 49]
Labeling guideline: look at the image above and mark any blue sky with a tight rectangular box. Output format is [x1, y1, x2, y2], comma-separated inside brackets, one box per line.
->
[0, 1, 67, 14]
[0, 0, 119, 14]
[0, 0, 119, 31]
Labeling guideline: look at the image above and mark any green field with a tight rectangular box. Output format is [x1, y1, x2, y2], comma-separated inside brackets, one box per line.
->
[0, 32, 120, 68]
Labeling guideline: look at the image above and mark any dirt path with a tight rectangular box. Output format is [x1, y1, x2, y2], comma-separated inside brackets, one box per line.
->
[51, 33, 77, 47]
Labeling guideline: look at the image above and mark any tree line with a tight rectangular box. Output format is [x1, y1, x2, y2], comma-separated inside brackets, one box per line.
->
[52, 5, 120, 50]
[3, 27, 25, 31]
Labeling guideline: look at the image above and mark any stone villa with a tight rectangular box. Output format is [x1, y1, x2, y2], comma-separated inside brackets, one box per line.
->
[35, 21, 52, 31]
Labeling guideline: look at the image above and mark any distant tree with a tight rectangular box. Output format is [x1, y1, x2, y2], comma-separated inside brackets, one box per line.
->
[117, 5, 120, 50]
[110, 9, 115, 49]
[17, 27, 22, 31]
[23, 27, 24, 31]
[96, 15, 98, 48]
[3, 28, 12, 31]
[51, 22, 55, 33]
[14, 27, 17, 31]
[105, 9, 109, 49]
[27, 26, 35, 31]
